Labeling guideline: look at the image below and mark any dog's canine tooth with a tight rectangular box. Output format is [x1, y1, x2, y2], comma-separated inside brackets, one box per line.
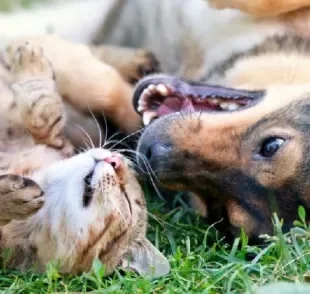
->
[137, 105, 145, 113]
[142, 88, 151, 99]
[138, 99, 147, 107]
[156, 84, 168, 96]
[143, 111, 158, 126]
[148, 84, 156, 93]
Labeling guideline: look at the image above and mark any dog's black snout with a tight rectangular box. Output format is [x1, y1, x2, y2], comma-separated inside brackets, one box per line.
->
[145, 142, 171, 162]
[138, 141, 172, 172]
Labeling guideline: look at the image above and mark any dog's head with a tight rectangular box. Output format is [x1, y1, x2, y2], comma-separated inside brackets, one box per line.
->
[134, 75, 310, 239]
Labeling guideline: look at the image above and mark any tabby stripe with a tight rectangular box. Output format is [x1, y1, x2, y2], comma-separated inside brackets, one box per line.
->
[123, 190, 132, 215]
[98, 229, 128, 260]
[30, 94, 47, 110]
[81, 216, 113, 258]
[49, 115, 62, 130]
[18, 79, 46, 87]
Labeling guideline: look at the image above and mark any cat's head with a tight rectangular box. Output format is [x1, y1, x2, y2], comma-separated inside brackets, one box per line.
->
[15, 148, 169, 278]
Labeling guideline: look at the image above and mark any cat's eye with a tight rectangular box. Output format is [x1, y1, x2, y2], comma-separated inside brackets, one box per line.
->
[83, 172, 94, 208]
[259, 137, 285, 158]
[84, 172, 93, 187]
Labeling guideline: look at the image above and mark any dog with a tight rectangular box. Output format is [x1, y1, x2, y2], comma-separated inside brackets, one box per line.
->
[92, 0, 310, 241]
[3, 0, 310, 240]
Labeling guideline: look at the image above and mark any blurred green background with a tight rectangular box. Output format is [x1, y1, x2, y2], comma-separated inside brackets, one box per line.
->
[0, 0, 53, 12]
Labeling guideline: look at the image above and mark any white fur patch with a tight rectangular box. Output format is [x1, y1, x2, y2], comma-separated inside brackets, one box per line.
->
[0, 0, 114, 46]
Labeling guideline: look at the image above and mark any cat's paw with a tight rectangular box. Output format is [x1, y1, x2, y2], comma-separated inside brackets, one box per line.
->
[126, 49, 160, 83]
[9, 43, 68, 150]
[10, 42, 54, 82]
[0, 174, 44, 225]
[11, 81, 66, 149]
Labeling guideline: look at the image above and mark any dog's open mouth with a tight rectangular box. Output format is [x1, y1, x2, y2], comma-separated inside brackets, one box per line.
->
[133, 76, 265, 125]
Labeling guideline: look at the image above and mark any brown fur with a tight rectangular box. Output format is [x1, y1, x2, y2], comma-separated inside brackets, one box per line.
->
[209, 0, 310, 17]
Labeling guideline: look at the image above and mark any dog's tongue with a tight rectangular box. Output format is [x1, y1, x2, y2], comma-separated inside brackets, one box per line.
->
[157, 97, 195, 116]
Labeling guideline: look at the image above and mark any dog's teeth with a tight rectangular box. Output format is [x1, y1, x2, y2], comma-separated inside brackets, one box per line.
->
[209, 98, 219, 105]
[142, 89, 151, 99]
[219, 102, 240, 110]
[137, 105, 145, 113]
[148, 84, 156, 93]
[219, 102, 230, 110]
[143, 111, 158, 126]
[227, 103, 240, 110]
[156, 84, 168, 96]
[138, 99, 147, 107]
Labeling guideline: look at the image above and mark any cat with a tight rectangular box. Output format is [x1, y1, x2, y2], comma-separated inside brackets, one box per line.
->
[0, 41, 169, 278]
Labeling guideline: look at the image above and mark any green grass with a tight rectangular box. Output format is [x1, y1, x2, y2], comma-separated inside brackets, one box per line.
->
[0, 0, 52, 12]
[0, 192, 310, 294]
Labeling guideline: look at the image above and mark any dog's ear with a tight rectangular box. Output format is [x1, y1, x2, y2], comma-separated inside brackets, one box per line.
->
[121, 239, 170, 279]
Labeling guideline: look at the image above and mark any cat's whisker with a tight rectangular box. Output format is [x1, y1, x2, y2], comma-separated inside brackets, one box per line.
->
[80, 140, 92, 152]
[113, 148, 159, 178]
[102, 131, 122, 147]
[112, 148, 165, 200]
[104, 128, 144, 150]
[99, 111, 109, 148]
[103, 182, 127, 224]
[103, 140, 130, 149]
[74, 124, 95, 149]
[146, 211, 168, 227]
[87, 107, 103, 148]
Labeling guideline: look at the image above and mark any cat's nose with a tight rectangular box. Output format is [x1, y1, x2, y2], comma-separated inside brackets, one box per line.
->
[103, 156, 121, 170]
[87, 149, 123, 170]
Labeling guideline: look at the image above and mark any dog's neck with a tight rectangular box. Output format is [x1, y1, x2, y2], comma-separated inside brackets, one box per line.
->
[225, 53, 310, 90]
[205, 34, 310, 90]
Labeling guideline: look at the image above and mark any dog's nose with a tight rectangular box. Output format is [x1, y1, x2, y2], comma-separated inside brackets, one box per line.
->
[140, 142, 172, 170]
[145, 143, 170, 161]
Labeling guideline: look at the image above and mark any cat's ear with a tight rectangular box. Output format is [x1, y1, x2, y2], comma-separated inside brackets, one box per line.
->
[121, 239, 170, 279]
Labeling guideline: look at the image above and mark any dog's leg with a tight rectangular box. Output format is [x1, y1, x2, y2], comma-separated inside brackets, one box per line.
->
[225, 198, 273, 238]
[90, 45, 160, 84]
[187, 192, 209, 218]
[10, 42, 73, 157]
[209, 0, 310, 17]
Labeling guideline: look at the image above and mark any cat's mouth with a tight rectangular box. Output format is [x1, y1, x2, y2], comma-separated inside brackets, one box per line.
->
[133, 76, 265, 125]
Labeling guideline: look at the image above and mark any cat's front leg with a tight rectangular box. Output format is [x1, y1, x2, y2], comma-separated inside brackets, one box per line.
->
[0, 174, 44, 225]
[10, 43, 73, 157]
[6, 36, 142, 134]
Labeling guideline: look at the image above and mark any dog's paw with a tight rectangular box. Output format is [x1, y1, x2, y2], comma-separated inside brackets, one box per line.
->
[208, 0, 233, 9]
[0, 174, 44, 224]
[126, 49, 160, 83]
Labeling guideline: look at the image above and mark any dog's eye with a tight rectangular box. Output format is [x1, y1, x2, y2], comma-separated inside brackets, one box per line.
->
[259, 137, 285, 158]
